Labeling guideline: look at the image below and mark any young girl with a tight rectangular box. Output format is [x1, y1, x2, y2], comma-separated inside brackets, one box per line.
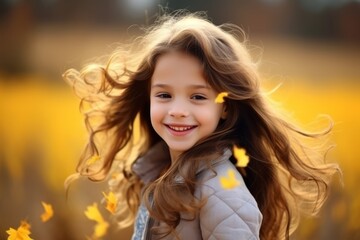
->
[64, 12, 340, 240]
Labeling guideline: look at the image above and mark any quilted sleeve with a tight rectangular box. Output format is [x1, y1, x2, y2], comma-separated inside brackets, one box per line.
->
[199, 179, 262, 240]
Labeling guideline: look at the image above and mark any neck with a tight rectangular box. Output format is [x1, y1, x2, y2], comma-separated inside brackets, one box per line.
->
[169, 150, 181, 163]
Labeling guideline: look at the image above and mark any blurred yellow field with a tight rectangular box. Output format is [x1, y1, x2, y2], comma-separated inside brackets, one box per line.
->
[0, 76, 359, 239]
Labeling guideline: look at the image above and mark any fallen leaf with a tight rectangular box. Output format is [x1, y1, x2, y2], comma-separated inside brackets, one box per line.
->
[233, 146, 250, 167]
[220, 169, 240, 190]
[85, 203, 104, 222]
[94, 221, 109, 239]
[103, 191, 118, 214]
[87, 155, 101, 165]
[19, 220, 31, 231]
[40, 201, 54, 222]
[85, 203, 109, 239]
[215, 92, 229, 103]
[6, 220, 33, 240]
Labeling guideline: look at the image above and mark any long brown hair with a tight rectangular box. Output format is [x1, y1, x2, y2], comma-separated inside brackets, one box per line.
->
[64, 12, 340, 240]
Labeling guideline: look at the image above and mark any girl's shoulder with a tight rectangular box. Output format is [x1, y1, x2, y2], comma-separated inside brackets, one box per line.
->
[195, 150, 258, 208]
[195, 150, 262, 239]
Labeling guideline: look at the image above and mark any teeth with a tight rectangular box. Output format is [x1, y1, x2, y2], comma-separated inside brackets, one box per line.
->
[168, 126, 193, 131]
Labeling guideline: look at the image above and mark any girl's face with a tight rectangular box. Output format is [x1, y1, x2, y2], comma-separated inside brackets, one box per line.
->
[150, 51, 226, 161]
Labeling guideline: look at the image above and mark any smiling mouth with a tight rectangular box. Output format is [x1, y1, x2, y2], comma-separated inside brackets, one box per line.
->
[166, 125, 197, 132]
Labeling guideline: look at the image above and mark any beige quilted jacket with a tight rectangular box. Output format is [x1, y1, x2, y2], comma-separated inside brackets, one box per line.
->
[132, 146, 262, 240]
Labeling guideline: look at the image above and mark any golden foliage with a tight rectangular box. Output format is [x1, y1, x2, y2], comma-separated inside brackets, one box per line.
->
[6, 220, 33, 240]
[102, 191, 118, 214]
[233, 146, 250, 167]
[215, 92, 229, 103]
[40, 202, 54, 222]
[220, 169, 241, 189]
[84, 203, 109, 239]
[0, 77, 359, 238]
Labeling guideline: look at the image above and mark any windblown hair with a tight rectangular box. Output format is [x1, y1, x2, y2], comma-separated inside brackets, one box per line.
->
[64, 12, 340, 240]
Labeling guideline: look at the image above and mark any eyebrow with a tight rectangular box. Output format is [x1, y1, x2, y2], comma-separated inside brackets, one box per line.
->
[151, 83, 210, 89]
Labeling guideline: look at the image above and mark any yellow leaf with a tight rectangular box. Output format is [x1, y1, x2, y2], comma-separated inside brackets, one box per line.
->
[85, 203, 109, 239]
[40, 201, 54, 222]
[111, 172, 120, 180]
[85, 203, 104, 223]
[6, 221, 33, 240]
[215, 92, 229, 103]
[6, 228, 18, 240]
[87, 155, 100, 165]
[103, 191, 118, 214]
[94, 221, 109, 238]
[220, 169, 240, 190]
[233, 146, 249, 167]
[19, 220, 31, 231]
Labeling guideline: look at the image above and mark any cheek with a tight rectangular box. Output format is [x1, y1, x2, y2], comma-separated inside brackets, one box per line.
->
[150, 101, 164, 126]
[197, 104, 223, 129]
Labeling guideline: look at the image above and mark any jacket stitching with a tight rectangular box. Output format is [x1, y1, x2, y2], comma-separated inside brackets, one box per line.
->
[202, 193, 259, 238]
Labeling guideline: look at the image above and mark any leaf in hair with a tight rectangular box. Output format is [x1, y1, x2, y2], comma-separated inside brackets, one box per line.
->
[110, 172, 120, 180]
[233, 146, 249, 167]
[86, 155, 101, 165]
[84, 203, 109, 238]
[215, 92, 229, 103]
[220, 169, 240, 190]
[6, 220, 33, 240]
[40, 201, 54, 222]
[103, 191, 118, 214]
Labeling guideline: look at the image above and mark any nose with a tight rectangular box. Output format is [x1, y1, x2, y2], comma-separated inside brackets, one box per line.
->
[168, 101, 189, 118]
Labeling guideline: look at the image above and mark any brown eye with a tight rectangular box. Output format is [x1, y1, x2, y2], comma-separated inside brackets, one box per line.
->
[156, 93, 171, 98]
[191, 94, 207, 100]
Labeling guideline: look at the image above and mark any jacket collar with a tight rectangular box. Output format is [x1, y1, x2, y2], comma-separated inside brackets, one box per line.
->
[196, 148, 232, 175]
[132, 143, 232, 184]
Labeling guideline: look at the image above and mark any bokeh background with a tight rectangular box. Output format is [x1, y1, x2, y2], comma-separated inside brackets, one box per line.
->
[1, 0, 359, 239]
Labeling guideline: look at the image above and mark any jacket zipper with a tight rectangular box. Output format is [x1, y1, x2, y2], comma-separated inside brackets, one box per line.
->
[142, 215, 155, 240]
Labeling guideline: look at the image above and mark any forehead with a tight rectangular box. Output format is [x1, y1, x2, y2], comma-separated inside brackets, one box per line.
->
[151, 51, 207, 86]
[155, 51, 201, 69]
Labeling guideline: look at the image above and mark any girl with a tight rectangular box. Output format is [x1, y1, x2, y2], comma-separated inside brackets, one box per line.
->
[64, 12, 340, 240]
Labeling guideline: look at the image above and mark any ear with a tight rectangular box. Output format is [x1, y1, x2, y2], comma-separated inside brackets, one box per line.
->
[221, 105, 228, 119]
